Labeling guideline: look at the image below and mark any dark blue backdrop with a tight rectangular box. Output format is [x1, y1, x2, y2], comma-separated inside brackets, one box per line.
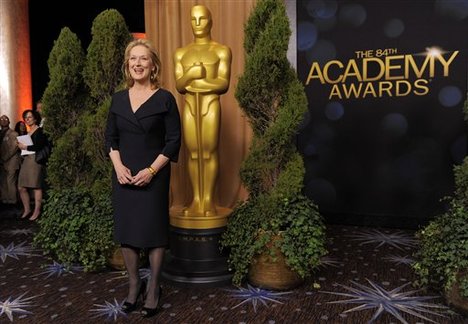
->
[296, 0, 468, 228]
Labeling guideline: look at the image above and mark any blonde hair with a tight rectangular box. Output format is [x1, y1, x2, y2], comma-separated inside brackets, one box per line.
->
[123, 39, 161, 89]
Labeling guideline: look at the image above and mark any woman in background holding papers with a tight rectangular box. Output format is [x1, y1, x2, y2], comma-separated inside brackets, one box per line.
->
[16, 109, 46, 221]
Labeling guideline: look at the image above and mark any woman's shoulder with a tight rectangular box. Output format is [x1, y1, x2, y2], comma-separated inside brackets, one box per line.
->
[110, 90, 129, 113]
[35, 127, 44, 135]
[156, 88, 177, 102]
[31, 127, 46, 138]
[112, 89, 128, 100]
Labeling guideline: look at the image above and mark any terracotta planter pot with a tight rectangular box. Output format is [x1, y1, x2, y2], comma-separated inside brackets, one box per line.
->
[248, 234, 303, 291]
[446, 271, 468, 316]
[107, 247, 126, 271]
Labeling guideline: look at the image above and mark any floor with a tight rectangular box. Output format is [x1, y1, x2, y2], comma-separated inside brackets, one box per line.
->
[1, 203, 467, 323]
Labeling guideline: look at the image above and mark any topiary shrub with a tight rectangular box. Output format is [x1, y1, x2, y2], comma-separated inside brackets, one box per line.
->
[221, 0, 327, 287]
[413, 94, 468, 304]
[83, 9, 132, 105]
[41, 27, 88, 143]
[34, 10, 131, 272]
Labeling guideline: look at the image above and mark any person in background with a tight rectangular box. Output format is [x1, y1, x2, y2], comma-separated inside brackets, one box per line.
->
[35, 100, 45, 128]
[0, 115, 21, 205]
[16, 110, 47, 221]
[15, 121, 27, 136]
[105, 39, 181, 318]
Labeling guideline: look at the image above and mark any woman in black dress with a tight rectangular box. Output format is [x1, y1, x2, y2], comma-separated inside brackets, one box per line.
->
[105, 39, 181, 318]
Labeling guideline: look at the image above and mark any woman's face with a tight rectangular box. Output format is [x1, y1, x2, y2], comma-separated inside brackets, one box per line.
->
[19, 122, 26, 132]
[128, 45, 154, 83]
[23, 112, 36, 127]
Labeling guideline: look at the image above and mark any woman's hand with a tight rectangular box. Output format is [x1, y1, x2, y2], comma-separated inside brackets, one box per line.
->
[17, 141, 27, 150]
[131, 168, 154, 186]
[114, 164, 133, 185]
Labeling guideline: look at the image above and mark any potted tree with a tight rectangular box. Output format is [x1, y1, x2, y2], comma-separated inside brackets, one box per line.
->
[221, 0, 327, 289]
[33, 10, 132, 272]
[413, 96, 468, 314]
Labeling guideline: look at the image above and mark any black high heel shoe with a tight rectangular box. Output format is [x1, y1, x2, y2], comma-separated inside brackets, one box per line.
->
[121, 280, 146, 313]
[141, 286, 162, 318]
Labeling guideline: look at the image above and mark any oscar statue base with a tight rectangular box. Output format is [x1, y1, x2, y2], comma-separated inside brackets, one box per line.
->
[162, 207, 233, 287]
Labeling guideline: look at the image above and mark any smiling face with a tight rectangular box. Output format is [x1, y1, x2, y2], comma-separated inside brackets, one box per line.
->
[128, 45, 154, 83]
[191, 5, 212, 37]
[23, 112, 36, 127]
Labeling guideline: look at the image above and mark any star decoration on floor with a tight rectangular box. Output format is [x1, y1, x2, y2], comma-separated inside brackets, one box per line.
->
[2, 228, 35, 236]
[89, 298, 127, 321]
[34, 261, 84, 278]
[318, 256, 342, 268]
[347, 229, 417, 250]
[383, 255, 415, 266]
[0, 292, 38, 322]
[321, 279, 447, 323]
[0, 241, 39, 263]
[227, 284, 292, 312]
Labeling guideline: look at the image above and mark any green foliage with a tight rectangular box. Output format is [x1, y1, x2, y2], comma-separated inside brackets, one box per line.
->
[41, 27, 88, 142]
[221, 0, 327, 286]
[413, 198, 468, 297]
[81, 98, 114, 194]
[83, 9, 132, 105]
[454, 158, 468, 203]
[35, 10, 130, 272]
[33, 187, 114, 271]
[413, 97, 468, 298]
[46, 125, 93, 189]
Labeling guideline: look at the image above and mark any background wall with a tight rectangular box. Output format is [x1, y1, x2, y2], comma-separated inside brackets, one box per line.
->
[28, 0, 145, 104]
[144, 0, 256, 209]
[0, 0, 31, 123]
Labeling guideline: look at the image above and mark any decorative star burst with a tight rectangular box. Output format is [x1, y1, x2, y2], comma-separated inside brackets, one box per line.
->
[227, 284, 292, 312]
[321, 279, 447, 324]
[318, 256, 342, 268]
[34, 261, 84, 278]
[2, 228, 35, 236]
[0, 292, 38, 322]
[0, 241, 39, 263]
[383, 255, 415, 266]
[347, 229, 417, 250]
[89, 298, 127, 321]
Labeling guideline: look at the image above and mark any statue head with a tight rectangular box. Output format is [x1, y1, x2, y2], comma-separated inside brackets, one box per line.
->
[191, 5, 212, 38]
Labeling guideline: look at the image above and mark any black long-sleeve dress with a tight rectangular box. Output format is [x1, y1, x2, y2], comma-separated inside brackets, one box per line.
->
[105, 89, 181, 248]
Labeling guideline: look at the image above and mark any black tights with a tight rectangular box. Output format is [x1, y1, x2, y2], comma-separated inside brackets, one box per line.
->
[120, 244, 164, 306]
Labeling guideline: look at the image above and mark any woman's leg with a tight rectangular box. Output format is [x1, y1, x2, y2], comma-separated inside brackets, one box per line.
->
[121, 245, 142, 303]
[18, 186, 30, 218]
[144, 247, 165, 308]
[29, 188, 42, 220]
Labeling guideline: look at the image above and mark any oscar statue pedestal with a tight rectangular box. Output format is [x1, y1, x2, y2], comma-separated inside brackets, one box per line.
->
[162, 207, 232, 287]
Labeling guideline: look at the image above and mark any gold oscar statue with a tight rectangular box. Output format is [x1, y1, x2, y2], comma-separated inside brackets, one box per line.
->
[172, 4, 232, 228]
